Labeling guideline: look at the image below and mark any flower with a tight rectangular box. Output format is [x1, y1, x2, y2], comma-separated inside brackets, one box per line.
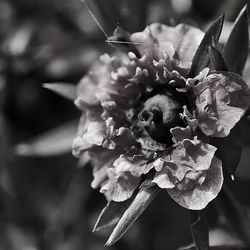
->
[72, 23, 250, 210]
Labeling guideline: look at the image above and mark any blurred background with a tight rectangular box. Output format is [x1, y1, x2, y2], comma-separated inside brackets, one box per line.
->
[1, 0, 250, 249]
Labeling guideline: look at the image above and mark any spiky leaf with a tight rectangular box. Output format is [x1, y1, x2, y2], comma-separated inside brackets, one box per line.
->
[15, 120, 77, 157]
[105, 185, 160, 246]
[211, 122, 242, 175]
[209, 45, 228, 71]
[189, 15, 224, 77]
[224, 5, 249, 75]
[43, 83, 76, 100]
[93, 199, 132, 232]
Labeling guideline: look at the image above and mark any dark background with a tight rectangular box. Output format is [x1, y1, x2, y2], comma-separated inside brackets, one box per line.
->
[0, 0, 250, 249]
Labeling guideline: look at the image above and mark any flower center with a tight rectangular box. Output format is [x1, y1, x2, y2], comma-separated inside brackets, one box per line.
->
[138, 94, 182, 144]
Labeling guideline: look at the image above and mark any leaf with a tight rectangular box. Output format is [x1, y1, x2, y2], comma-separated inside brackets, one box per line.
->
[189, 210, 209, 250]
[93, 199, 132, 232]
[211, 122, 243, 175]
[15, 120, 77, 157]
[216, 185, 250, 245]
[43, 83, 76, 100]
[93, 165, 156, 233]
[189, 14, 224, 77]
[105, 185, 160, 246]
[224, 5, 249, 75]
[209, 45, 228, 71]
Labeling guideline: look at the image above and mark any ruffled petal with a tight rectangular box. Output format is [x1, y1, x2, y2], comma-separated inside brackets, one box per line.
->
[113, 154, 148, 177]
[152, 161, 189, 189]
[72, 114, 106, 157]
[173, 24, 204, 69]
[130, 23, 204, 70]
[75, 60, 112, 109]
[91, 164, 109, 189]
[171, 126, 193, 143]
[190, 72, 250, 137]
[183, 139, 217, 171]
[103, 117, 135, 150]
[88, 148, 120, 189]
[91, 154, 116, 189]
[100, 169, 140, 202]
[151, 125, 219, 208]
[167, 156, 223, 210]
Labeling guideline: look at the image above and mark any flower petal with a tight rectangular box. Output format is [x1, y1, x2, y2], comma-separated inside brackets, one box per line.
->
[191, 72, 250, 137]
[72, 114, 106, 157]
[89, 148, 120, 189]
[113, 154, 148, 177]
[167, 156, 223, 210]
[75, 55, 126, 109]
[152, 162, 182, 189]
[101, 169, 141, 202]
[130, 23, 204, 70]
[183, 140, 217, 171]
[171, 125, 193, 143]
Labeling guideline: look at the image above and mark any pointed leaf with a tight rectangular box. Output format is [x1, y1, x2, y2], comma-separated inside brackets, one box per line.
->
[189, 210, 209, 250]
[93, 199, 132, 232]
[43, 83, 76, 100]
[189, 15, 224, 77]
[209, 45, 228, 71]
[224, 5, 249, 75]
[211, 122, 242, 175]
[105, 185, 160, 246]
[15, 120, 77, 157]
